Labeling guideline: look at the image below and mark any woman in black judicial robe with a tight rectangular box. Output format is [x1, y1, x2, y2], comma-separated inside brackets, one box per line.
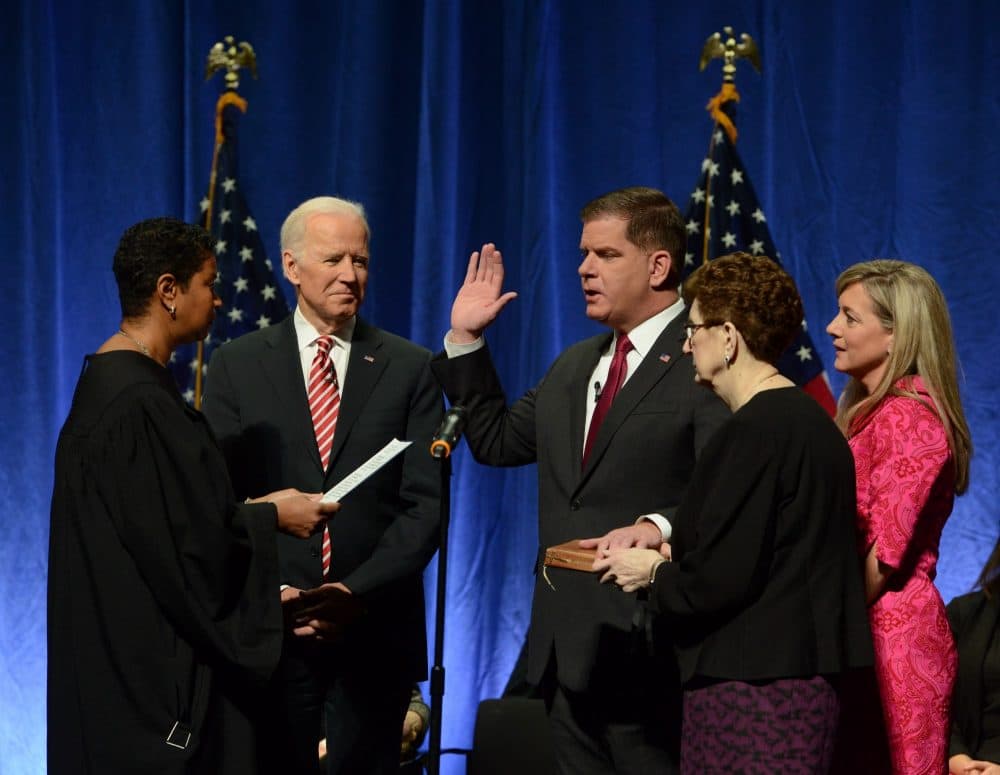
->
[47, 218, 336, 774]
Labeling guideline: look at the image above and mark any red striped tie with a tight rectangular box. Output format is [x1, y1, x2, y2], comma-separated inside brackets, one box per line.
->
[308, 335, 339, 577]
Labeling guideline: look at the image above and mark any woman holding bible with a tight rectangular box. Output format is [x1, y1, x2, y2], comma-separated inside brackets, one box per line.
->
[594, 252, 871, 772]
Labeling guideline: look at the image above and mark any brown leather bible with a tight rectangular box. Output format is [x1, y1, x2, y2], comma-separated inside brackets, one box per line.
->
[543, 540, 598, 572]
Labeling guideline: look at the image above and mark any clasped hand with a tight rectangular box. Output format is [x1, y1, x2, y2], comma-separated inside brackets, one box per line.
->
[281, 582, 363, 642]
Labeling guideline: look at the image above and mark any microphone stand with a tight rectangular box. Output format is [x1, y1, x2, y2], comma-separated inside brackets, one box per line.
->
[425, 451, 451, 775]
[425, 405, 465, 775]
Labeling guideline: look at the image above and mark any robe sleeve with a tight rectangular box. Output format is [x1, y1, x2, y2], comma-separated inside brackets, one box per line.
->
[93, 384, 282, 680]
[853, 397, 950, 570]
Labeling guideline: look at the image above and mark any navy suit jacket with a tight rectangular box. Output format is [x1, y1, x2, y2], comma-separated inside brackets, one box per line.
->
[431, 312, 728, 692]
[203, 316, 443, 680]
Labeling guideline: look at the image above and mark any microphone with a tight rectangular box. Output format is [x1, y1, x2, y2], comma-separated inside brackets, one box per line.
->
[593, 381, 602, 402]
[430, 405, 468, 459]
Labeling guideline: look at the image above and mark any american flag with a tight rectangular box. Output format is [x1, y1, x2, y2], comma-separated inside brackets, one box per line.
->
[170, 100, 289, 404]
[680, 94, 837, 416]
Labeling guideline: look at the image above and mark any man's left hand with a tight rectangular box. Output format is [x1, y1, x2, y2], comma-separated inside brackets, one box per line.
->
[579, 522, 662, 553]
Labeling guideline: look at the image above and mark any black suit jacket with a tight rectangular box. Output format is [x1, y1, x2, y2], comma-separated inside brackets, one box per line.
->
[431, 313, 728, 693]
[947, 590, 1000, 759]
[203, 316, 443, 680]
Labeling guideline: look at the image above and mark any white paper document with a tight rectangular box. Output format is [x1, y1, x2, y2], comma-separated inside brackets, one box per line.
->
[321, 438, 413, 503]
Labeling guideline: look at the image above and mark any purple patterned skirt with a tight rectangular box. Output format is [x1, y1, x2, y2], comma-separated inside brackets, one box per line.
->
[681, 675, 839, 774]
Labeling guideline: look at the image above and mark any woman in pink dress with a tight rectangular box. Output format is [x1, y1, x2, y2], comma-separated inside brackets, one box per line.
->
[827, 259, 973, 773]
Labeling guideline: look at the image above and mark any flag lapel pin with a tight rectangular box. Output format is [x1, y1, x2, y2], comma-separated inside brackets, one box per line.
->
[659, 354, 671, 364]
[363, 354, 375, 363]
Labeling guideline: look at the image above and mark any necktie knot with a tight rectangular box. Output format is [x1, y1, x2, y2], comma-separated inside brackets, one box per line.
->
[315, 335, 333, 357]
[615, 334, 634, 356]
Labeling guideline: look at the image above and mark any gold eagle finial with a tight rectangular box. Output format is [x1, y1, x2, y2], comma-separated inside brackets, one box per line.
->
[699, 26, 761, 82]
[205, 35, 258, 90]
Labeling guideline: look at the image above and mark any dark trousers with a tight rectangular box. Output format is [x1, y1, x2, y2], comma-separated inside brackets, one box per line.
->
[541, 654, 680, 775]
[260, 640, 411, 775]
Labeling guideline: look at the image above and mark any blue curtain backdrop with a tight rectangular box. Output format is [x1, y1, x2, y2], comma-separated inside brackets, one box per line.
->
[3, 2, 997, 772]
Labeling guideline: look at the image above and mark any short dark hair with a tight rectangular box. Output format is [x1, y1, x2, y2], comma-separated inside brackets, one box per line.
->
[579, 187, 686, 286]
[688, 252, 804, 365]
[112, 217, 214, 318]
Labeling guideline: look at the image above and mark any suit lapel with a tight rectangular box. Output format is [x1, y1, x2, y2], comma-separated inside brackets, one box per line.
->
[261, 318, 325, 474]
[578, 314, 687, 483]
[327, 318, 387, 476]
[564, 334, 610, 482]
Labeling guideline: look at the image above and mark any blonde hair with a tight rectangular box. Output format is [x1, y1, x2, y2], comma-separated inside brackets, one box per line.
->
[834, 259, 971, 493]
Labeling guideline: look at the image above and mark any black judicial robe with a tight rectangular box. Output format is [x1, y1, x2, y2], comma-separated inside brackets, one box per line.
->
[48, 351, 282, 774]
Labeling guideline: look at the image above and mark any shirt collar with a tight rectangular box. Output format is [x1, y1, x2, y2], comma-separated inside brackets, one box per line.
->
[292, 307, 356, 353]
[615, 297, 686, 357]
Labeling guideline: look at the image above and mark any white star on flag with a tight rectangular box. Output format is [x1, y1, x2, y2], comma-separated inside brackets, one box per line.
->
[701, 158, 712, 172]
[730, 169, 744, 185]
[220, 210, 232, 223]
[684, 252, 694, 266]
[199, 197, 210, 213]
[691, 187, 705, 203]
[708, 161, 720, 177]
[256, 315, 271, 329]
[261, 284, 277, 300]
[233, 277, 249, 293]
[752, 208, 766, 223]
[243, 217, 257, 232]
[714, 130, 725, 144]
[797, 346, 812, 361]
[222, 178, 236, 193]
[686, 219, 700, 234]
[726, 200, 740, 216]
[189, 358, 200, 372]
[750, 239, 765, 254]
[183, 388, 195, 402]
[721, 232, 737, 247]
[239, 246, 253, 262]
[228, 308, 244, 323]
[215, 239, 227, 255]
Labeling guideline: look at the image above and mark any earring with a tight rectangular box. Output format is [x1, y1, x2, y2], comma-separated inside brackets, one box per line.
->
[724, 352, 731, 367]
[169, 304, 177, 320]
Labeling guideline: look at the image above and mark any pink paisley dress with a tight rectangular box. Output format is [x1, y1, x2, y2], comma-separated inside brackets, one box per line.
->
[849, 376, 957, 774]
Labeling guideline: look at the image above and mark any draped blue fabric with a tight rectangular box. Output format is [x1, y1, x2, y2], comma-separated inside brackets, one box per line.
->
[3, 2, 997, 771]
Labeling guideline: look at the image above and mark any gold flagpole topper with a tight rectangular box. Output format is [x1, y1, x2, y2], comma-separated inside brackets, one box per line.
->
[699, 26, 761, 84]
[205, 35, 257, 91]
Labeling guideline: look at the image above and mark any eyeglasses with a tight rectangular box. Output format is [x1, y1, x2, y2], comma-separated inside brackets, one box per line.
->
[682, 321, 721, 342]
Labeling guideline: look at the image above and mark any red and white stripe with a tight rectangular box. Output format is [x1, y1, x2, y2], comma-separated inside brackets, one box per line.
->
[308, 336, 338, 576]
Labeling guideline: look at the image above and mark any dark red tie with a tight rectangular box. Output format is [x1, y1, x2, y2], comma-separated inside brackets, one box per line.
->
[583, 334, 633, 465]
[308, 336, 338, 577]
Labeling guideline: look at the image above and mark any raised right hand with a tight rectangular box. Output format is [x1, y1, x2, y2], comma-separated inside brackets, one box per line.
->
[272, 492, 338, 538]
[449, 243, 518, 343]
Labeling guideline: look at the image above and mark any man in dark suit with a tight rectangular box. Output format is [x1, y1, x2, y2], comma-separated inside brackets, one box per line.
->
[202, 196, 442, 775]
[431, 187, 728, 774]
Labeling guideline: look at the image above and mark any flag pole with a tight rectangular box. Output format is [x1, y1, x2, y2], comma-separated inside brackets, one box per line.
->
[195, 36, 257, 408]
[697, 27, 761, 266]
